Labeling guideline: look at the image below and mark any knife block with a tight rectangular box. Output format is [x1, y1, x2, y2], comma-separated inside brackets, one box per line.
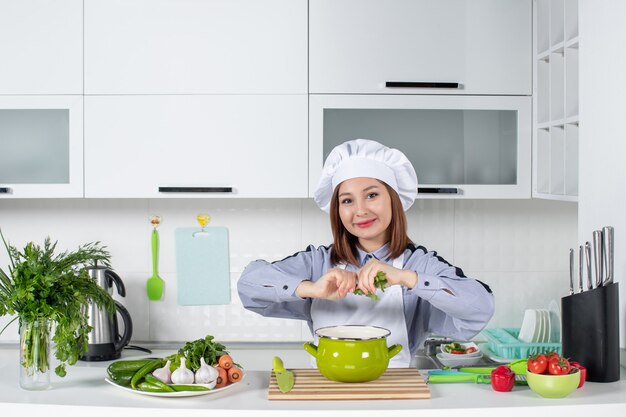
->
[561, 282, 620, 382]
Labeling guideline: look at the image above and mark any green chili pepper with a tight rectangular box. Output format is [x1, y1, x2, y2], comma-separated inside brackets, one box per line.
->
[353, 271, 388, 301]
[137, 381, 170, 393]
[144, 374, 176, 392]
[130, 359, 165, 389]
[170, 384, 211, 392]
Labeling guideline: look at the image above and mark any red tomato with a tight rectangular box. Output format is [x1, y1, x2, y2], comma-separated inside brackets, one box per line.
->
[547, 351, 561, 360]
[466, 347, 477, 354]
[528, 353, 548, 374]
[491, 367, 515, 392]
[548, 356, 571, 375]
[570, 361, 587, 388]
[451, 349, 465, 354]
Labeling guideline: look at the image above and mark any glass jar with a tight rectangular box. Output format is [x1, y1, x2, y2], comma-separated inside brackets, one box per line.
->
[19, 318, 51, 390]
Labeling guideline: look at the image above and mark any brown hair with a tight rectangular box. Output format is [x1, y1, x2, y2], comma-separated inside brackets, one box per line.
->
[329, 180, 412, 266]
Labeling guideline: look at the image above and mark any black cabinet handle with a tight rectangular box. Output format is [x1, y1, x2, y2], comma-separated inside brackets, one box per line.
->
[0, 187, 11, 194]
[386, 81, 460, 89]
[418, 187, 459, 194]
[158, 187, 233, 193]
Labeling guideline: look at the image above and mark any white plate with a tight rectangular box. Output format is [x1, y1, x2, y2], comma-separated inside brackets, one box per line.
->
[436, 352, 483, 368]
[104, 377, 244, 398]
[518, 309, 537, 343]
[548, 299, 561, 343]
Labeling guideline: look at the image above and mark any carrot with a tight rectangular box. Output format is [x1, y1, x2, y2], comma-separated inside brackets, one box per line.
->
[218, 354, 233, 370]
[214, 366, 228, 388]
[227, 365, 243, 383]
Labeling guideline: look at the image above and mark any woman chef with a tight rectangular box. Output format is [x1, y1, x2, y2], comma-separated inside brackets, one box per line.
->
[237, 139, 494, 367]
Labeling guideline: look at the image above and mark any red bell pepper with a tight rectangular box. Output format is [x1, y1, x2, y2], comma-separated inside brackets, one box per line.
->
[490, 366, 515, 392]
[569, 361, 587, 388]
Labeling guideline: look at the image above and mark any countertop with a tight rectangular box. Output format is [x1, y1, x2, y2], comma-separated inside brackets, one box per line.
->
[1, 344, 625, 417]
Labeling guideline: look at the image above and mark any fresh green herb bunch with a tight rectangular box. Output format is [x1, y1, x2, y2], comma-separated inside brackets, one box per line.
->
[0, 229, 115, 377]
[353, 271, 388, 301]
[166, 335, 229, 372]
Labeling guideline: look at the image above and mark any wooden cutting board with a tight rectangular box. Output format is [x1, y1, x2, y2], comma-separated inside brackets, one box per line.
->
[268, 368, 430, 400]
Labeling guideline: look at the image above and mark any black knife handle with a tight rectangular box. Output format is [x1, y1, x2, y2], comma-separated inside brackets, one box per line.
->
[386, 81, 460, 89]
[158, 187, 233, 193]
[418, 187, 459, 194]
[0, 187, 11, 194]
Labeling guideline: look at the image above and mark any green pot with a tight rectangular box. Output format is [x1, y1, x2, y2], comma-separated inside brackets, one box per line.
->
[304, 325, 402, 383]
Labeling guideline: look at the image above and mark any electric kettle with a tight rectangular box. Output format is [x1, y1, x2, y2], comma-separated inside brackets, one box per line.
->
[80, 265, 133, 361]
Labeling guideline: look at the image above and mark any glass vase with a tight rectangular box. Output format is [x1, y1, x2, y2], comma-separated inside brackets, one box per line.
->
[19, 318, 52, 390]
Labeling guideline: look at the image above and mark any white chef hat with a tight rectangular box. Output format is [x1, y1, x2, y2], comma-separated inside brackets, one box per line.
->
[313, 139, 418, 213]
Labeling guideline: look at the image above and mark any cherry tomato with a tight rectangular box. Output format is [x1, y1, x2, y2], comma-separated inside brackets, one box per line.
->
[570, 361, 587, 388]
[548, 356, 571, 375]
[528, 353, 548, 374]
[491, 367, 515, 392]
[451, 350, 465, 354]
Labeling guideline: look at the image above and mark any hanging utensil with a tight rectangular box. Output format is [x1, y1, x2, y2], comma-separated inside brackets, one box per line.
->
[147, 215, 165, 301]
[602, 226, 614, 285]
[593, 230, 604, 288]
[585, 242, 593, 291]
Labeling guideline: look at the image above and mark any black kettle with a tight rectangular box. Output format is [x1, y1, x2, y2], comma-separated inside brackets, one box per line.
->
[80, 265, 133, 361]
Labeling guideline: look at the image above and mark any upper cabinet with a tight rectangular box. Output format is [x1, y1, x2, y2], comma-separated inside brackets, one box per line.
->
[0, 0, 82, 95]
[84, 0, 308, 95]
[533, 0, 579, 201]
[309, 0, 532, 95]
[0, 96, 84, 198]
[309, 95, 531, 199]
[84, 95, 308, 198]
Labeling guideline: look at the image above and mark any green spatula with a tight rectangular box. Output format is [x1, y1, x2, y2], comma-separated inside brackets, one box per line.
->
[147, 218, 164, 300]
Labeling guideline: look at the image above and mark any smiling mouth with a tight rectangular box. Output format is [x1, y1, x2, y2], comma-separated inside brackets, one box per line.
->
[355, 219, 376, 228]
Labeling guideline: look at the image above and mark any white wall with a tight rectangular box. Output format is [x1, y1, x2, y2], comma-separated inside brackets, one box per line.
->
[0, 198, 577, 344]
[579, 0, 626, 349]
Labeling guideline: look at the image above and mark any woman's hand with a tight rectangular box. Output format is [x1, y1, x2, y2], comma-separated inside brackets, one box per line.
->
[296, 268, 358, 300]
[356, 259, 418, 294]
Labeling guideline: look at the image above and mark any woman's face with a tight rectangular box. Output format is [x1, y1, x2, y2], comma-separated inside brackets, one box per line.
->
[337, 177, 392, 250]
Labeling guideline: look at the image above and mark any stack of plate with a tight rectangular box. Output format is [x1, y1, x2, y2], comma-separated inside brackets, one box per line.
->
[518, 308, 552, 343]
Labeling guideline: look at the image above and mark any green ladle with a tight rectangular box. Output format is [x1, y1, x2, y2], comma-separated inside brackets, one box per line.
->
[147, 228, 164, 300]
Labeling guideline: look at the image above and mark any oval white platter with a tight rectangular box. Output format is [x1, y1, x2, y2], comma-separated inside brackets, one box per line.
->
[104, 376, 244, 398]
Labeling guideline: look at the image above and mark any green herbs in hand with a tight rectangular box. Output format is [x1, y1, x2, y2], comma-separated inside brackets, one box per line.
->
[0, 229, 115, 377]
[353, 271, 388, 301]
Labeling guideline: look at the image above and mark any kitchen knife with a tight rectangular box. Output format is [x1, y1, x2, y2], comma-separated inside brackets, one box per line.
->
[272, 356, 295, 393]
[578, 245, 584, 293]
[585, 242, 593, 291]
[427, 370, 527, 385]
[593, 230, 604, 288]
[602, 226, 614, 285]
[569, 248, 574, 295]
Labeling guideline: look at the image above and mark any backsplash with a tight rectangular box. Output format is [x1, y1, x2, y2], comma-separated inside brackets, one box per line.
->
[0, 198, 577, 344]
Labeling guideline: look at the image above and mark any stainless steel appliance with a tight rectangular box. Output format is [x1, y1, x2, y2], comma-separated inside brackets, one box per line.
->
[81, 265, 132, 361]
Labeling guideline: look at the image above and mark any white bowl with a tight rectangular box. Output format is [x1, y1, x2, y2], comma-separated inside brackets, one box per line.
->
[439, 342, 481, 358]
[436, 352, 483, 368]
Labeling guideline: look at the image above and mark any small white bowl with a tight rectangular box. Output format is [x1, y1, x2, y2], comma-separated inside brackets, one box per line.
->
[439, 342, 481, 358]
[436, 352, 483, 368]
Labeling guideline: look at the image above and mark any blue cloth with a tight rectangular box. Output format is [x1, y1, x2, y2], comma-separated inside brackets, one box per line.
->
[237, 243, 494, 357]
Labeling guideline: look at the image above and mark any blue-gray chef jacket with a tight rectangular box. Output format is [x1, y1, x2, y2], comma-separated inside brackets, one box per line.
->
[237, 243, 494, 356]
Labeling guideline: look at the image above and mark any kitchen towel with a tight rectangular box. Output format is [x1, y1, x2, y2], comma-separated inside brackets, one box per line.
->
[175, 227, 230, 305]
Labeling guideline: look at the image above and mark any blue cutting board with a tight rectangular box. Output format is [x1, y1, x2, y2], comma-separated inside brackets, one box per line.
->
[175, 227, 230, 305]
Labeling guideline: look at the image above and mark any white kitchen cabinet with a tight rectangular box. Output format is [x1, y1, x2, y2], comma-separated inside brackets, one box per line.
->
[533, 0, 579, 201]
[310, 95, 531, 199]
[84, 95, 308, 198]
[84, 0, 307, 95]
[0, 0, 82, 94]
[0, 96, 84, 198]
[309, 0, 532, 95]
